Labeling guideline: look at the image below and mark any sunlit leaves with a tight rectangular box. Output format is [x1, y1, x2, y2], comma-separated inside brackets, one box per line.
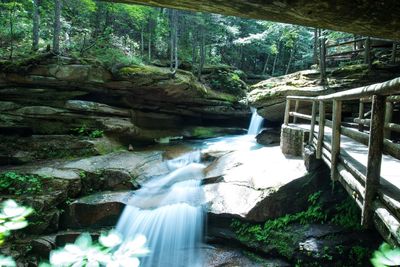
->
[0, 200, 33, 245]
[47, 231, 149, 267]
[371, 243, 400, 267]
[0, 255, 16, 267]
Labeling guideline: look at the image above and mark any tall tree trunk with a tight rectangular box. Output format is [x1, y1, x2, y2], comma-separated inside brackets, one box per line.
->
[53, 0, 62, 54]
[197, 27, 205, 80]
[285, 46, 295, 75]
[262, 54, 270, 75]
[140, 26, 144, 57]
[32, 0, 40, 51]
[272, 42, 281, 76]
[148, 32, 151, 62]
[313, 28, 319, 65]
[8, 2, 16, 60]
[191, 32, 197, 68]
[319, 29, 327, 85]
[169, 9, 179, 76]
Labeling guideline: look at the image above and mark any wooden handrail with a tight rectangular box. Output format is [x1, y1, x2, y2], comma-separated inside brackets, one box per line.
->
[317, 77, 400, 101]
[283, 75, 400, 235]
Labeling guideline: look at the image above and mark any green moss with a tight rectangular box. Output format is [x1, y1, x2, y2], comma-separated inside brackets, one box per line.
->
[331, 64, 369, 77]
[206, 69, 248, 96]
[232, 191, 326, 244]
[119, 65, 167, 76]
[0, 171, 45, 195]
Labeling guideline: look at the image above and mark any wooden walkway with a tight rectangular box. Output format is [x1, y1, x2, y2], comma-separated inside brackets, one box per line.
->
[284, 77, 400, 245]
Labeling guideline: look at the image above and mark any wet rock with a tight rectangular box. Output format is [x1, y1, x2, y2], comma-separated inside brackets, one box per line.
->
[60, 191, 131, 229]
[203, 244, 290, 267]
[204, 144, 325, 222]
[31, 236, 56, 258]
[256, 128, 281, 146]
[0, 135, 103, 165]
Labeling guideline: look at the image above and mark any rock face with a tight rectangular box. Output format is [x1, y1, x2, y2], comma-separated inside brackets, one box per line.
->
[247, 65, 400, 122]
[0, 55, 249, 151]
[106, 0, 400, 40]
[203, 142, 325, 222]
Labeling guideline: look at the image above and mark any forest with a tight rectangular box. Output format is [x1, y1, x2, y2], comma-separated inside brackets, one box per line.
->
[0, 0, 356, 77]
[1, 0, 400, 267]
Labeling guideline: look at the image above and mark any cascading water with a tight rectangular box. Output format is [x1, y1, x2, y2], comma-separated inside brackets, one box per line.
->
[116, 151, 204, 267]
[247, 107, 264, 135]
[115, 109, 264, 266]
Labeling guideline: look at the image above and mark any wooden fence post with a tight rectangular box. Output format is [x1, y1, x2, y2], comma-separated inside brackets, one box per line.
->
[316, 101, 325, 159]
[362, 95, 385, 228]
[293, 100, 300, 124]
[331, 100, 342, 181]
[358, 101, 365, 132]
[384, 102, 393, 139]
[309, 101, 317, 144]
[284, 99, 291, 125]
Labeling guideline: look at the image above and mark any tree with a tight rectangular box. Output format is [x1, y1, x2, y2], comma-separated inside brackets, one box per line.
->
[53, 0, 62, 54]
[169, 9, 179, 75]
[32, 0, 40, 51]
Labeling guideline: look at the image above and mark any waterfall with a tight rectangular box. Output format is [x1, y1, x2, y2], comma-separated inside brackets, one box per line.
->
[247, 107, 264, 135]
[116, 151, 204, 267]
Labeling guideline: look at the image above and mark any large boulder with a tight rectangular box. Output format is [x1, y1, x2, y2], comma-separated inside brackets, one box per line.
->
[203, 143, 327, 222]
[247, 65, 400, 123]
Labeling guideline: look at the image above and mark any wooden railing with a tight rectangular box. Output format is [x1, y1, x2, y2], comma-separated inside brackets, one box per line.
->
[324, 37, 397, 64]
[283, 77, 400, 243]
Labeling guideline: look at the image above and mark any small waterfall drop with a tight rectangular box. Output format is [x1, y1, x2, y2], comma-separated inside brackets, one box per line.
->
[116, 151, 204, 267]
[247, 107, 264, 135]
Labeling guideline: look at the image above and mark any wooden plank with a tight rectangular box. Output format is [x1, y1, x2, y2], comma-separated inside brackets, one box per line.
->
[309, 101, 317, 144]
[383, 139, 400, 159]
[337, 163, 365, 202]
[331, 100, 342, 181]
[358, 101, 365, 132]
[385, 123, 400, 133]
[387, 95, 400, 102]
[286, 96, 316, 102]
[316, 101, 325, 159]
[362, 95, 385, 228]
[384, 102, 394, 139]
[289, 112, 312, 121]
[340, 156, 366, 186]
[326, 38, 367, 48]
[284, 99, 291, 125]
[373, 200, 400, 245]
[293, 100, 300, 124]
[326, 48, 365, 58]
[317, 77, 400, 101]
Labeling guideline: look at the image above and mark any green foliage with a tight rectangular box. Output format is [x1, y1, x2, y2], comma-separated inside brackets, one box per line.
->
[90, 130, 104, 139]
[329, 197, 361, 230]
[232, 191, 326, 244]
[72, 125, 104, 139]
[371, 243, 400, 267]
[208, 69, 247, 95]
[0, 172, 43, 195]
[0, 200, 33, 245]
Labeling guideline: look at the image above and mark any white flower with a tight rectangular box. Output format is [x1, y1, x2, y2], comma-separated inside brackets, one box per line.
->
[106, 235, 149, 267]
[0, 255, 16, 267]
[99, 230, 122, 248]
[49, 234, 110, 267]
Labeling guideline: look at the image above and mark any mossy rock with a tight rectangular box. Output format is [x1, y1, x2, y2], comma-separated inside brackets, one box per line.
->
[205, 69, 248, 96]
